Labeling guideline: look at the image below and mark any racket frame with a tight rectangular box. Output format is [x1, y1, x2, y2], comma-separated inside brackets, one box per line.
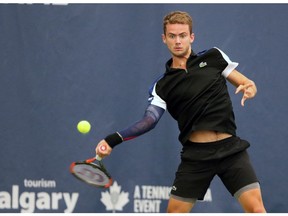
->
[70, 157, 113, 188]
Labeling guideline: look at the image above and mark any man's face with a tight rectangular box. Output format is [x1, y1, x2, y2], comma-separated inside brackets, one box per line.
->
[162, 23, 194, 58]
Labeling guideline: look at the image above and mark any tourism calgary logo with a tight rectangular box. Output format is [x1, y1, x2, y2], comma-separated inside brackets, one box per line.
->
[100, 181, 129, 213]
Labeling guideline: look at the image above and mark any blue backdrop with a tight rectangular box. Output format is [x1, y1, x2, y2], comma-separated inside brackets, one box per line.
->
[0, 3, 287, 213]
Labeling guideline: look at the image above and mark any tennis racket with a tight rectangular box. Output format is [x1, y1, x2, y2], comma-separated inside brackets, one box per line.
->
[70, 146, 112, 188]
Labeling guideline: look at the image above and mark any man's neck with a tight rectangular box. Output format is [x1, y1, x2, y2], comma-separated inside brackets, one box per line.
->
[171, 49, 192, 69]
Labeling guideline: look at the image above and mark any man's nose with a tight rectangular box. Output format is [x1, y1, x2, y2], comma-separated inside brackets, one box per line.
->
[175, 36, 181, 43]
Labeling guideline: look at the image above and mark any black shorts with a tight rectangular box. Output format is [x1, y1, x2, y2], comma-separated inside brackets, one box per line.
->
[170, 136, 259, 200]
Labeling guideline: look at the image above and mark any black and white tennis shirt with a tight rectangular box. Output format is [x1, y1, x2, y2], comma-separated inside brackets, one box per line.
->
[148, 47, 239, 144]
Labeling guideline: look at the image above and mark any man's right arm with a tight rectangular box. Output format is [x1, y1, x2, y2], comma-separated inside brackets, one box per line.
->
[95, 104, 165, 158]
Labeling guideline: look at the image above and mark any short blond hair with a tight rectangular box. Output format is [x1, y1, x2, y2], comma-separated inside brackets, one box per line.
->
[163, 11, 193, 34]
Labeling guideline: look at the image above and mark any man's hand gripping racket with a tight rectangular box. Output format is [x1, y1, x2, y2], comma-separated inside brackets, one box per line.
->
[70, 144, 113, 188]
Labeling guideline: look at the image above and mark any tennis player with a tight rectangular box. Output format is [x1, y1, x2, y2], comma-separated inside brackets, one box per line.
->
[95, 11, 266, 213]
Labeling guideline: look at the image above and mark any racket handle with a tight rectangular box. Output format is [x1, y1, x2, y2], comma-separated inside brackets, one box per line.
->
[96, 155, 102, 161]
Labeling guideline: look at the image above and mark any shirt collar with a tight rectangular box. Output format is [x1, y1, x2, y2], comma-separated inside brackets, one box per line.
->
[165, 50, 197, 73]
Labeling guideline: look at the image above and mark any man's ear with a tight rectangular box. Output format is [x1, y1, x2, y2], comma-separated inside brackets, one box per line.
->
[190, 33, 195, 44]
[162, 34, 167, 44]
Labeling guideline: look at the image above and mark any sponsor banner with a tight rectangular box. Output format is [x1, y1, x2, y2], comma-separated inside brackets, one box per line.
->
[0, 179, 212, 213]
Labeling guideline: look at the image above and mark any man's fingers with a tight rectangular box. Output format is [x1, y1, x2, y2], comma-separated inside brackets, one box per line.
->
[235, 83, 254, 94]
[236, 82, 255, 106]
[241, 96, 246, 106]
[235, 85, 242, 94]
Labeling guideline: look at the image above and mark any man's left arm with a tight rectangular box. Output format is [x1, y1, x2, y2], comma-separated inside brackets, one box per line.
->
[226, 69, 257, 106]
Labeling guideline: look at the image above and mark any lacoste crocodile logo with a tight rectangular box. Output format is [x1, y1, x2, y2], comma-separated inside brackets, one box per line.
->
[199, 61, 207, 68]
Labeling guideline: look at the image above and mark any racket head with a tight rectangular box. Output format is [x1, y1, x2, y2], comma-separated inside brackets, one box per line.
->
[70, 158, 112, 188]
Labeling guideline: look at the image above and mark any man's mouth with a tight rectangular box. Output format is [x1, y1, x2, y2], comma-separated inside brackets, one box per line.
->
[174, 47, 182, 51]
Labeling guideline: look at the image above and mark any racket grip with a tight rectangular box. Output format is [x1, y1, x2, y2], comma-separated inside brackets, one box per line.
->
[96, 155, 102, 161]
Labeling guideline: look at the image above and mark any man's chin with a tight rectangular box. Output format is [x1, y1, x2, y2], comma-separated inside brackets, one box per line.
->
[173, 52, 186, 58]
[171, 50, 190, 58]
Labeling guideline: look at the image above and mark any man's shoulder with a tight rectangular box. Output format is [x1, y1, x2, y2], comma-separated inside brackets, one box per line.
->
[196, 47, 221, 56]
[148, 73, 165, 90]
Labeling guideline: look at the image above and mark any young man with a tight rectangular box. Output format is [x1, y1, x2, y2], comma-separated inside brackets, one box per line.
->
[95, 11, 266, 213]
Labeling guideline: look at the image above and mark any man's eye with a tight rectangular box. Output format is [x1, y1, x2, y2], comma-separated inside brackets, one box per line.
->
[169, 35, 175, 39]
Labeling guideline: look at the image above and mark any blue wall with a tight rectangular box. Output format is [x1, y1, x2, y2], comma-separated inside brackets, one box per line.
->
[0, 3, 287, 213]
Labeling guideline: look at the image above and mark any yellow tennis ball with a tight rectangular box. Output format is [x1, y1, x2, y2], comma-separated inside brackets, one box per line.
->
[77, 120, 91, 134]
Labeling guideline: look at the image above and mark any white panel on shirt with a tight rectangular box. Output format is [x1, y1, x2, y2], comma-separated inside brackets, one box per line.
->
[214, 47, 239, 78]
[148, 83, 167, 110]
